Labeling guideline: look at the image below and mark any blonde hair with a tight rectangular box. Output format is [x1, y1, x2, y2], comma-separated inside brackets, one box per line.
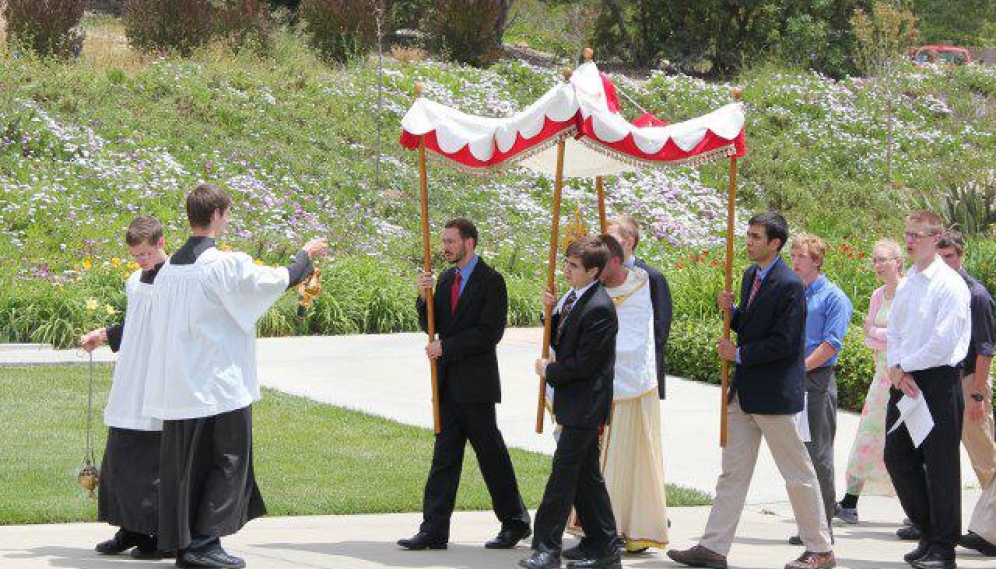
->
[872, 238, 903, 261]
[790, 232, 827, 267]
[906, 210, 944, 235]
[607, 215, 640, 249]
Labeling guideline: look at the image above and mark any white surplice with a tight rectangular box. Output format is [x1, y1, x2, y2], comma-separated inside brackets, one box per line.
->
[104, 269, 163, 431]
[142, 248, 289, 420]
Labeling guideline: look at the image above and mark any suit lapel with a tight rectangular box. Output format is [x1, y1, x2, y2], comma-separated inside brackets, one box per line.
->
[559, 283, 598, 342]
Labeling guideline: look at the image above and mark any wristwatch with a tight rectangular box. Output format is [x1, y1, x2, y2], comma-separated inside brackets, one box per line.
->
[971, 393, 985, 402]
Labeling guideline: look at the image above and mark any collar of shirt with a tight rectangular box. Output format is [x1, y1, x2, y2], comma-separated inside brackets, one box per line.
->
[908, 254, 944, 281]
[755, 255, 781, 282]
[455, 254, 478, 294]
[805, 273, 828, 296]
[558, 280, 597, 312]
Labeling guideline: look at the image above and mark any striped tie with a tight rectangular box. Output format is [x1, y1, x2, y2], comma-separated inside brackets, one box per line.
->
[746, 272, 762, 307]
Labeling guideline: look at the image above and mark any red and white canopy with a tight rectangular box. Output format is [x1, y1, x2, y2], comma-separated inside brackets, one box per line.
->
[400, 61, 746, 178]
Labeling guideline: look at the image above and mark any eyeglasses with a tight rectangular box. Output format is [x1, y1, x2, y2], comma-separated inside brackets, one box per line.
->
[871, 256, 899, 265]
[904, 229, 939, 240]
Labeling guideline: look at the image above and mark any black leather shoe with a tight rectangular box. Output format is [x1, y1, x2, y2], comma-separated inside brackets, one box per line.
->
[486, 526, 532, 549]
[397, 531, 447, 550]
[959, 532, 996, 556]
[566, 550, 622, 569]
[910, 552, 956, 569]
[904, 542, 930, 564]
[563, 544, 592, 561]
[132, 545, 175, 560]
[897, 524, 922, 541]
[788, 535, 803, 546]
[95, 529, 148, 555]
[176, 548, 246, 569]
[519, 549, 562, 569]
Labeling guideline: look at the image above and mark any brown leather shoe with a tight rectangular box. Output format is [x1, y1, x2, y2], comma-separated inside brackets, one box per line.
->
[666, 545, 728, 569]
[784, 550, 836, 569]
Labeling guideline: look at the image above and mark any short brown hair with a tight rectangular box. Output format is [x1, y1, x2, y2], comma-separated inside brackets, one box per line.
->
[938, 229, 965, 254]
[906, 210, 944, 235]
[791, 232, 828, 267]
[125, 215, 163, 247]
[601, 233, 624, 262]
[566, 235, 610, 277]
[186, 183, 232, 229]
[607, 214, 640, 249]
[444, 217, 478, 248]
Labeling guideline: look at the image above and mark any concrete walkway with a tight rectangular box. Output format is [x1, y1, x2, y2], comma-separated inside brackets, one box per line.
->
[1, 332, 989, 569]
[0, 494, 990, 569]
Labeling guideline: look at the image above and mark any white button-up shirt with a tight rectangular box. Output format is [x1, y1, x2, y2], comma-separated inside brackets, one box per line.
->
[887, 255, 971, 372]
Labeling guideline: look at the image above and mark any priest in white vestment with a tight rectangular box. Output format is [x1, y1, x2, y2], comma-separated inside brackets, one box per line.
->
[143, 184, 327, 569]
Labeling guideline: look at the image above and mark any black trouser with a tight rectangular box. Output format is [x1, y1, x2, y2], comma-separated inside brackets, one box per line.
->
[884, 365, 963, 557]
[804, 367, 837, 530]
[419, 400, 529, 539]
[532, 425, 617, 555]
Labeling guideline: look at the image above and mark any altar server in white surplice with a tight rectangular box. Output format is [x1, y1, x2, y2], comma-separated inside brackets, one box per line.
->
[80, 216, 169, 559]
[562, 234, 669, 558]
[143, 183, 328, 569]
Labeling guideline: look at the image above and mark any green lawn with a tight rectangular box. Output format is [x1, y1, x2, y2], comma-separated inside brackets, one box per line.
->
[0, 365, 711, 525]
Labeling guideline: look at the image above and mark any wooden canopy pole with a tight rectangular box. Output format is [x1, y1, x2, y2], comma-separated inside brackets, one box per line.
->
[720, 87, 743, 447]
[596, 176, 607, 233]
[415, 82, 442, 435]
[537, 137, 568, 434]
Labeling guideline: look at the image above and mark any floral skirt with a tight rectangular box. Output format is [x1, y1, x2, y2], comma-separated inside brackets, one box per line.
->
[843, 352, 895, 497]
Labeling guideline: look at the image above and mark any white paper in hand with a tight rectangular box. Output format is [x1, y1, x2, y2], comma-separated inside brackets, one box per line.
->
[795, 392, 811, 443]
[887, 394, 935, 448]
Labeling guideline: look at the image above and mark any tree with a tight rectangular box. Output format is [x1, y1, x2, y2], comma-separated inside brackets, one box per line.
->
[851, 1, 919, 182]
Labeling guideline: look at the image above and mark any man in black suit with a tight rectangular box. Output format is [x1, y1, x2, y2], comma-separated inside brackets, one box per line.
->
[521, 236, 620, 569]
[398, 218, 531, 551]
[607, 215, 673, 399]
[668, 212, 834, 569]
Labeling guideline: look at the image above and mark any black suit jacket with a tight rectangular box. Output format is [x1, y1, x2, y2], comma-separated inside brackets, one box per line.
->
[547, 283, 618, 428]
[417, 259, 506, 404]
[635, 258, 673, 399]
[729, 256, 806, 415]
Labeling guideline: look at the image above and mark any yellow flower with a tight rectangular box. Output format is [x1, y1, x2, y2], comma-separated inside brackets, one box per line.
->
[254, 258, 264, 265]
[105, 305, 117, 316]
[82, 257, 92, 270]
[85, 298, 98, 311]
[121, 272, 130, 280]
[110, 257, 121, 268]
[218, 243, 232, 251]
[127, 261, 140, 271]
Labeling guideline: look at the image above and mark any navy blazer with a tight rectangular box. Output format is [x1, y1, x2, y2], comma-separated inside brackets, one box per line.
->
[417, 259, 507, 404]
[729, 257, 806, 415]
[547, 283, 618, 428]
[635, 258, 673, 399]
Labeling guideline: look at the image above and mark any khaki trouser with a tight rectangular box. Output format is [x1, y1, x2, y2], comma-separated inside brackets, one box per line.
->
[699, 398, 832, 556]
[962, 374, 996, 488]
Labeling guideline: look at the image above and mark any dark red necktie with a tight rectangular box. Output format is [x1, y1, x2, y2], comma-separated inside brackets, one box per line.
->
[450, 272, 462, 313]
[746, 272, 761, 307]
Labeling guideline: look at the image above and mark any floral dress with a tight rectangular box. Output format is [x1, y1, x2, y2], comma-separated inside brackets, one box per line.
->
[843, 286, 896, 496]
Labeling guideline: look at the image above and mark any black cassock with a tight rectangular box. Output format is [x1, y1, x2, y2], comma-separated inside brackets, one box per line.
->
[157, 405, 266, 551]
[98, 428, 162, 535]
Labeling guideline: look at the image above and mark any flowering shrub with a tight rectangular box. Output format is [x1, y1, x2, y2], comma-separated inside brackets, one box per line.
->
[2, 0, 85, 58]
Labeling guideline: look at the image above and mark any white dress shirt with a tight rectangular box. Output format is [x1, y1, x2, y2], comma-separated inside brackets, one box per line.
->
[887, 255, 971, 372]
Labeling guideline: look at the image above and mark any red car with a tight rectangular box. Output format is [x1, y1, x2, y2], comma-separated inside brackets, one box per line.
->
[911, 45, 973, 65]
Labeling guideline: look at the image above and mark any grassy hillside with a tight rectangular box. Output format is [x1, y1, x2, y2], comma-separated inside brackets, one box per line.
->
[1, 17, 994, 354]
